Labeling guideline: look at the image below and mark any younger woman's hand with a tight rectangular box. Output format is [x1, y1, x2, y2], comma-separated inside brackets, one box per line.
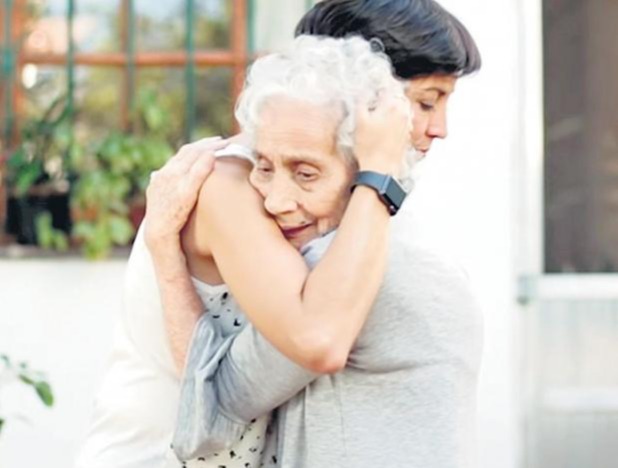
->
[353, 90, 412, 175]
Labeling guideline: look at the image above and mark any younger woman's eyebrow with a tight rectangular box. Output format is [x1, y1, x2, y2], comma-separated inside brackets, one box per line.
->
[420, 87, 443, 95]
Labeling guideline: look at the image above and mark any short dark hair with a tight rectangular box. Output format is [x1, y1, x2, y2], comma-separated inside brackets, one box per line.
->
[295, 0, 481, 79]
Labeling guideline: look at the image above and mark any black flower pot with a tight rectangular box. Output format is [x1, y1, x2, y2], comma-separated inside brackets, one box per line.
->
[5, 191, 71, 245]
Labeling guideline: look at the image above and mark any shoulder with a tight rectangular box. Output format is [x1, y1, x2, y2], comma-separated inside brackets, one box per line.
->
[374, 228, 483, 347]
[384, 228, 476, 308]
[184, 160, 265, 256]
[389, 236, 468, 283]
[190, 159, 284, 254]
[197, 159, 262, 215]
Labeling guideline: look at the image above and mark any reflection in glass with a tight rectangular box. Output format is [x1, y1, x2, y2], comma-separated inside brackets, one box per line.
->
[23, 0, 68, 55]
[135, 0, 184, 52]
[22, 65, 67, 122]
[0, 1, 8, 137]
[194, 66, 233, 138]
[73, 66, 122, 141]
[74, 0, 121, 53]
[195, 0, 231, 50]
[543, 0, 618, 272]
[137, 68, 185, 146]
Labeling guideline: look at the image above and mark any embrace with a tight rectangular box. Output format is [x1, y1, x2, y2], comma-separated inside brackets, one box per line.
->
[77, 1, 483, 467]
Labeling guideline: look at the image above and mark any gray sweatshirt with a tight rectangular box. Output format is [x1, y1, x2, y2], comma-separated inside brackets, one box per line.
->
[174, 217, 484, 468]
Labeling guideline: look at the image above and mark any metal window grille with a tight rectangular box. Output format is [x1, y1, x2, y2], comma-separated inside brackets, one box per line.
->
[0, 0, 252, 234]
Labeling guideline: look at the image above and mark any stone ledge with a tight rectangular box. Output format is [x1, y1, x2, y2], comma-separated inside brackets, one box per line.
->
[0, 244, 131, 260]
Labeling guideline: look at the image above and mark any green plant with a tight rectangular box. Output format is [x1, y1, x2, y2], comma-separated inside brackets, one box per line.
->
[70, 88, 173, 259]
[35, 212, 70, 251]
[0, 354, 54, 436]
[5, 95, 75, 197]
[4, 88, 173, 258]
[5, 95, 76, 249]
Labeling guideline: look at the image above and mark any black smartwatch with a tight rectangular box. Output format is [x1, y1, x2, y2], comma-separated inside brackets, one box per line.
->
[351, 171, 407, 215]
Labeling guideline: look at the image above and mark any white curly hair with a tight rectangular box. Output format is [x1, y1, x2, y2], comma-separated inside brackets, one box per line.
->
[235, 35, 416, 189]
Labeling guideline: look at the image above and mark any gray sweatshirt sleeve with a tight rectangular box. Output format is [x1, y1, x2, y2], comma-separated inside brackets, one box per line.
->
[172, 313, 317, 460]
[172, 233, 335, 460]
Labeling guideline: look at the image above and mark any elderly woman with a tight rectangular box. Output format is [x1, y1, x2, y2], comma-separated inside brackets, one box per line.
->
[77, 35, 409, 468]
[157, 35, 481, 468]
[155, 35, 412, 467]
[153, 17, 481, 468]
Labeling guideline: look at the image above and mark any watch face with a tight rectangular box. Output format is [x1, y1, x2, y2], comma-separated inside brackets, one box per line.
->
[384, 179, 407, 210]
[353, 171, 408, 215]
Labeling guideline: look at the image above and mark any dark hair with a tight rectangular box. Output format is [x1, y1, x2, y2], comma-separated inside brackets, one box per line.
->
[295, 0, 481, 79]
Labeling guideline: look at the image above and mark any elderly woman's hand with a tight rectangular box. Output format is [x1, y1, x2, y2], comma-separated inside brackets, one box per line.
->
[354, 90, 411, 175]
[143, 137, 229, 253]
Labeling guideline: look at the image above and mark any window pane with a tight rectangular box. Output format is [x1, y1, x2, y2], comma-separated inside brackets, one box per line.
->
[0, 2, 5, 46]
[74, 66, 122, 141]
[137, 68, 185, 146]
[22, 0, 68, 56]
[0, 1, 9, 141]
[135, 0, 184, 52]
[194, 67, 233, 138]
[194, 0, 232, 50]
[525, 299, 618, 468]
[74, 0, 122, 53]
[544, 0, 618, 272]
[22, 65, 67, 121]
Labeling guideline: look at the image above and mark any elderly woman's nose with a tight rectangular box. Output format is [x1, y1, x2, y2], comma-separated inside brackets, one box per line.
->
[263, 179, 298, 215]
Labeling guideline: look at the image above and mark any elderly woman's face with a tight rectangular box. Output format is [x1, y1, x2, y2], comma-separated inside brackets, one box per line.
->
[249, 96, 354, 250]
[405, 74, 457, 158]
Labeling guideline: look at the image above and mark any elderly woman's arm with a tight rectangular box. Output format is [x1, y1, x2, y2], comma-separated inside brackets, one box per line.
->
[172, 311, 317, 459]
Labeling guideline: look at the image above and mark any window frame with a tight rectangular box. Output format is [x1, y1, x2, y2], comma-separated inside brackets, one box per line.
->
[0, 0, 250, 241]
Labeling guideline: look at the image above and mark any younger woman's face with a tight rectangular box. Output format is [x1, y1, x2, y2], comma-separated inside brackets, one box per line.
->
[404, 74, 458, 159]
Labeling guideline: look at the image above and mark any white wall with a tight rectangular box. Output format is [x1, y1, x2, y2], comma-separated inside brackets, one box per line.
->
[404, 0, 528, 466]
[0, 260, 125, 468]
[253, 0, 309, 51]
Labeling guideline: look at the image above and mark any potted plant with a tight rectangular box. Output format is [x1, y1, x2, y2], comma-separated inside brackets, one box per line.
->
[4, 95, 76, 251]
[70, 88, 173, 259]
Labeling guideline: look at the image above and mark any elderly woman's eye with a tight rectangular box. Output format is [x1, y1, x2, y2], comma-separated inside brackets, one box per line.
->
[297, 170, 318, 182]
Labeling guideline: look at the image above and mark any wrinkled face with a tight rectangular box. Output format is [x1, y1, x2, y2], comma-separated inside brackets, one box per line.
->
[249, 96, 355, 250]
[405, 74, 457, 159]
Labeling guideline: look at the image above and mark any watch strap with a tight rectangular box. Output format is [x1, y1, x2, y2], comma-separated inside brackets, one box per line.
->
[351, 171, 407, 216]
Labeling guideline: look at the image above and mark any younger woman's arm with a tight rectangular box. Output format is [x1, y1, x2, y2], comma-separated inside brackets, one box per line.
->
[147, 94, 410, 374]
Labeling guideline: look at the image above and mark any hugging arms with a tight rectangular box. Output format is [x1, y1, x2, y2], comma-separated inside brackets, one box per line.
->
[144, 36, 413, 461]
[76, 2, 482, 467]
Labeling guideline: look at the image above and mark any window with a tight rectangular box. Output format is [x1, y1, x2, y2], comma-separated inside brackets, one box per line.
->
[543, 0, 618, 273]
[0, 0, 250, 253]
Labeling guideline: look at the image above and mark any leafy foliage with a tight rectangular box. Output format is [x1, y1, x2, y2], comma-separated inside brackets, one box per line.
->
[35, 212, 69, 251]
[5, 88, 174, 259]
[6, 95, 75, 197]
[0, 354, 54, 436]
[70, 88, 173, 259]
